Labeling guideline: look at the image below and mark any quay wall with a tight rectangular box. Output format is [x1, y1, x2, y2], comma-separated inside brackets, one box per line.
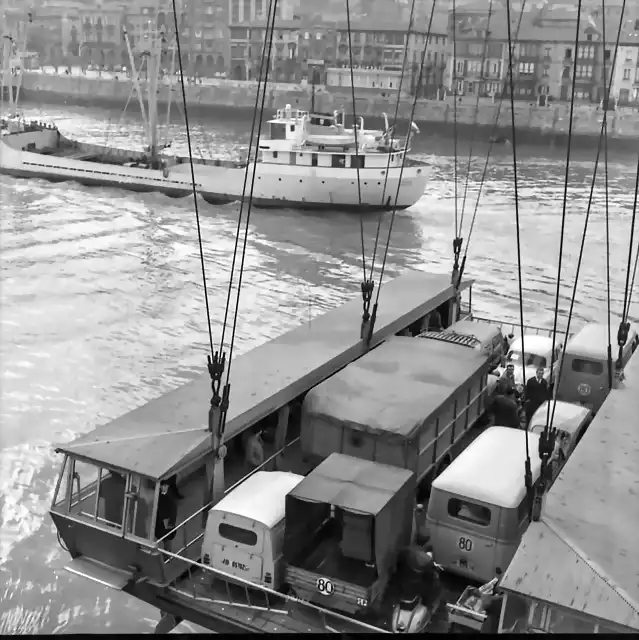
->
[17, 72, 639, 142]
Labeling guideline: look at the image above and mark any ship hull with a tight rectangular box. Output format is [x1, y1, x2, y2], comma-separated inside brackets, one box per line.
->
[0, 130, 429, 211]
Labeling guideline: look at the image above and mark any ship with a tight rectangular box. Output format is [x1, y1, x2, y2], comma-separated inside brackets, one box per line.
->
[0, 27, 428, 211]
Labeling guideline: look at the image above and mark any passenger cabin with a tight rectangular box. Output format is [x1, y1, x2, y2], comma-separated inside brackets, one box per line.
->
[498, 350, 639, 633]
[48, 271, 473, 596]
[260, 104, 412, 169]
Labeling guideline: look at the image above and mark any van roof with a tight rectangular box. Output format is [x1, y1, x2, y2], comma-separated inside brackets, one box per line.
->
[529, 401, 591, 436]
[211, 471, 304, 528]
[510, 334, 554, 355]
[431, 426, 542, 508]
[566, 320, 636, 360]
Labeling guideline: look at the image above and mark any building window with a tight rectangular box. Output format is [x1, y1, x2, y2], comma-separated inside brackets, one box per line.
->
[577, 45, 594, 59]
[564, 47, 572, 59]
[544, 46, 552, 58]
[575, 65, 593, 79]
[518, 62, 535, 75]
[624, 68, 631, 80]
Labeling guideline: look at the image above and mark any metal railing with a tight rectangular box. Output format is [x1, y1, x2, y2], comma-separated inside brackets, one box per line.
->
[158, 545, 390, 634]
[157, 436, 301, 546]
[152, 434, 393, 633]
[472, 316, 573, 341]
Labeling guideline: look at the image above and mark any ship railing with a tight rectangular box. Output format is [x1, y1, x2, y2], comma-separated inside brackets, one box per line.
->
[155, 437, 390, 632]
[471, 315, 573, 341]
[158, 545, 390, 634]
[156, 435, 301, 548]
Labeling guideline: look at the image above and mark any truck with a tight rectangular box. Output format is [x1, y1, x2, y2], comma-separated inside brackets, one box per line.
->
[299, 331, 496, 501]
[284, 452, 416, 616]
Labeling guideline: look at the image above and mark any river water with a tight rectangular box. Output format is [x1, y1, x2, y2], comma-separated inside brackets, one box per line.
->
[0, 102, 637, 634]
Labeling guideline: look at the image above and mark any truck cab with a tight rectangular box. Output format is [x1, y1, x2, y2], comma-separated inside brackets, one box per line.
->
[284, 453, 416, 615]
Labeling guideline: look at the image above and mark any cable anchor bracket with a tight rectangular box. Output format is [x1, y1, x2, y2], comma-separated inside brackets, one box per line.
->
[207, 350, 227, 436]
[360, 279, 375, 341]
[452, 237, 464, 286]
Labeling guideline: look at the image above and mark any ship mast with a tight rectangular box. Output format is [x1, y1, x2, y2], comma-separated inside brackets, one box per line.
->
[123, 23, 165, 158]
[12, 11, 32, 116]
[0, 32, 13, 118]
[146, 28, 163, 156]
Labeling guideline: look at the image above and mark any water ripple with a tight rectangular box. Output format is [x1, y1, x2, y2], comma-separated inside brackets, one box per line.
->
[0, 103, 637, 633]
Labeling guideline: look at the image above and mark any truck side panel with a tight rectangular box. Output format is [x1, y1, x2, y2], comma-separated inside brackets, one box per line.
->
[417, 370, 489, 482]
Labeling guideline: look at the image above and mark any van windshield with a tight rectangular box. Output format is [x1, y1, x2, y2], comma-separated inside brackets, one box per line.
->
[571, 358, 603, 375]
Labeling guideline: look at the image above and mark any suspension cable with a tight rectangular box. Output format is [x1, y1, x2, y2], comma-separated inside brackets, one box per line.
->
[504, 0, 532, 521]
[219, 0, 275, 356]
[452, 0, 460, 271]
[170, 0, 214, 358]
[602, 5, 613, 391]
[549, 0, 627, 434]
[369, 0, 418, 287]
[619, 153, 639, 365]
[223, 0, 278, 397]
[363, 2, 438, 344]
[537, 0, 584, 521]
[456, 3, 528, 286]
[627, 234, 639, 318]
[459, 0, 494, 230]
[345, 0, 368, 312]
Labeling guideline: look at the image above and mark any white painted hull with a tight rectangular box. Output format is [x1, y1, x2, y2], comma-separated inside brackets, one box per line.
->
[0, 130, 429, 211]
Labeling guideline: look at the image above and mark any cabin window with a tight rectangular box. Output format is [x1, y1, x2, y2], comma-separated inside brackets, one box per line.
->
[571, 357, 603, 375]
[270, 122, 287, 140]
[331, 154, 346, 168]
[273, 151, 278, 159]
[53, 455, 72, 510]
[311, 153, 318, 166]
[69, 459, 101, 519]
[218, 522, 258, 547]
[290, 125, 295, 132]
[350, 155, 365, 169]
[98, 468, 128, 527]
[447, 498, 492, 526]
[125, 474, 156, 539]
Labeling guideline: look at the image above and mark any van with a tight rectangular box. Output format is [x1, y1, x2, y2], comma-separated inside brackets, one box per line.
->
[425, 427, 542, 584]
[555, 320, 637, 413]
[201, 471, 304, 589]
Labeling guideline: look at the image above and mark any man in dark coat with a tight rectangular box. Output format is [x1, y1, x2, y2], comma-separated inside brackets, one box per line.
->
[492, 387, 521, 429]
[155, 480, 178, 549]
[525, 366, 550, 425]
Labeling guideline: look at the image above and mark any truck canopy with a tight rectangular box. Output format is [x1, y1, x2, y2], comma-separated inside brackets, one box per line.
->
[302, 335, 489, 440]
[284, 453, 415, 577]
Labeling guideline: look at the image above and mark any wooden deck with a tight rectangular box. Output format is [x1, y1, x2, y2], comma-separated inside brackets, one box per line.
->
[58, 271, 460, 479]
[499, 349, 639, 631]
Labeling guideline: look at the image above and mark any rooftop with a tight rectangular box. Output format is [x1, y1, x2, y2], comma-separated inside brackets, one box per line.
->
[500, 350, 639, 631]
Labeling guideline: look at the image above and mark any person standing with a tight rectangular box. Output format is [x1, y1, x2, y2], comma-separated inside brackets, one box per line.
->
[155, 480, 178, 550]
[525, 366, 550, 425]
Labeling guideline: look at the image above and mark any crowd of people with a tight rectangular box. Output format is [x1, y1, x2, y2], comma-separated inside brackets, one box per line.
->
[490, 337, 551, 431]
